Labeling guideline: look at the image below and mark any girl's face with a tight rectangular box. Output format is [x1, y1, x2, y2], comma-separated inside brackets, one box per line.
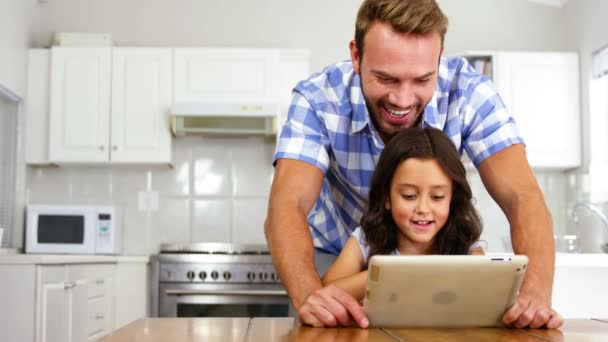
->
[385, 157, 453, 254]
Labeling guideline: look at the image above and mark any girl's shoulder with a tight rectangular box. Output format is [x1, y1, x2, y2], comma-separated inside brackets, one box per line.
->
[351, 227, 371, 262]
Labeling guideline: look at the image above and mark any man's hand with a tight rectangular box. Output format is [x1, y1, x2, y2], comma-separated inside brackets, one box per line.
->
[503, 291, 564, 329]
[297, 284, 369, 328]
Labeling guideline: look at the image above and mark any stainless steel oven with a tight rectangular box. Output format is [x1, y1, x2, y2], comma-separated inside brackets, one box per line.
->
[151, 243, 292, 318]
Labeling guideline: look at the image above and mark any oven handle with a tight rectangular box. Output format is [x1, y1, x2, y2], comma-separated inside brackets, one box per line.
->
[164, 289, 288, 297]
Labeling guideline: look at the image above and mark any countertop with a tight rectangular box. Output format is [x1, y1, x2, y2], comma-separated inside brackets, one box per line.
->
[99, 317, 608, 341]
[0, 251, 148, 264]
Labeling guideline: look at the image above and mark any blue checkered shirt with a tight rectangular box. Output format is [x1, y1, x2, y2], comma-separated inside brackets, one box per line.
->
[273, 56, 524, 255]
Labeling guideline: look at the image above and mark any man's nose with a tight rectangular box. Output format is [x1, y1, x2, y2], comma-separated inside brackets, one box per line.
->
[387, 82, 416, 108]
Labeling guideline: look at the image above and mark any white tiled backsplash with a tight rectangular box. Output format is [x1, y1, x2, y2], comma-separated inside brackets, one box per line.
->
[26, 136, 276, 255]
[25, 136, 570, 254]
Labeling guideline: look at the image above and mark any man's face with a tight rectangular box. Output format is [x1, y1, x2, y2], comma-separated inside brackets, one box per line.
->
[350, 21, 443, 141]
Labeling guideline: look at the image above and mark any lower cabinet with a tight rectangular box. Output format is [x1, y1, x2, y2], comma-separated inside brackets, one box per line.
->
[37, 264, 115, 342]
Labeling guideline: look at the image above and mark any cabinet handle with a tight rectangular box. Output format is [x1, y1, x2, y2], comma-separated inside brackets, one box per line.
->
[95, 279, 105, 285]
[112, 146, 118, 151]
[63, 281, 76, 290]
[95, 313, 105, 320]
[98, 145, 105, 151]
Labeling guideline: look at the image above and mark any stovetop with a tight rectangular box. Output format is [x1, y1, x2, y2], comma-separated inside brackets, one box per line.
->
[159, 242, 270, 255]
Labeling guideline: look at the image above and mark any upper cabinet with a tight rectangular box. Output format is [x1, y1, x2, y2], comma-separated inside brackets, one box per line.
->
[174, 48, 279, 104]
[49, 47, 112, 163]
[461, 51, 580, 169]
[110, 48, 172, 163]
[28, 47, 173, 165]
[26, 47, 310, 164]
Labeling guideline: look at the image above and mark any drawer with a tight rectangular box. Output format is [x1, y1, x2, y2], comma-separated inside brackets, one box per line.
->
[86, 297, 106, 337]
[87, 277, 108, 299]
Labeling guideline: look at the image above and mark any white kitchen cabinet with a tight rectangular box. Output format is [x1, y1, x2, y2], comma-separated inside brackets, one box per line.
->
[46, 47, 172, 164]
[36, 264, 115, 342]
[461, 51, 580, 169]
[49, 47, 111, 163]
[110, 48, 172, 163]
[0, 265, 36, 342]
[174, 48, 280, 105]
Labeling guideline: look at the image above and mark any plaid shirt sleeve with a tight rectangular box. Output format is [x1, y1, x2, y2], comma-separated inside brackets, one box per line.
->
[274, 90, 331, 173]
[460, 76, 525, 167]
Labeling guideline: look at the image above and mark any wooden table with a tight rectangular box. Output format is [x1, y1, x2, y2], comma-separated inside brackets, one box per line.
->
[99, 318, 608, 341]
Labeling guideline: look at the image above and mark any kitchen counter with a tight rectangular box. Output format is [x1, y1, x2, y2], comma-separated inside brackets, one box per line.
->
[99, 318, 608, 341]
[0, 252, 148, 264]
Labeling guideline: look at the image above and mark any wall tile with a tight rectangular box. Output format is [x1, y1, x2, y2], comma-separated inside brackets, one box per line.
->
[192, 199, 231, 243]
[192, 138, 232, 196]
[232, 198, 268, 245]
[148, 197, 190, 253]
[232, 136, 274, 197]
[110, 165, 150, 202]
[150, 140, 191, 196]
[69, 166, 112, 203]
[26, 166, 72, 203]
[119, 200, 150, 255]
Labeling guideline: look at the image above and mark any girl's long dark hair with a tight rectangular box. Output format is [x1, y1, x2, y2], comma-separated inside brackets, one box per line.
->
[361, 127, 482, 259]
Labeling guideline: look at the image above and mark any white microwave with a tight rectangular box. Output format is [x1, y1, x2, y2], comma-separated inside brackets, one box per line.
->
[25, 204, 121, 254]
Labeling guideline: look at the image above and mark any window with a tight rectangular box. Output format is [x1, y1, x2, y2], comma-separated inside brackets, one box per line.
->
[0, 87, 19, 248]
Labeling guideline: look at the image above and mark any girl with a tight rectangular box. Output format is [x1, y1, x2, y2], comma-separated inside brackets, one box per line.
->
[322, 127, 485, 301]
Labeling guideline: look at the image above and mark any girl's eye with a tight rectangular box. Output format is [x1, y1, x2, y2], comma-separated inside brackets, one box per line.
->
[401, 194, 416, 200]
[432, 195, 446, 201]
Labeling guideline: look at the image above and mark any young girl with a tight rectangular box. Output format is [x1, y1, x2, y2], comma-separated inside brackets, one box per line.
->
[322, 127, 485, 301]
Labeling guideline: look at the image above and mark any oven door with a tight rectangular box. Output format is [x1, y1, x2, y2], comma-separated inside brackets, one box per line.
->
[159, 283, 293, 318]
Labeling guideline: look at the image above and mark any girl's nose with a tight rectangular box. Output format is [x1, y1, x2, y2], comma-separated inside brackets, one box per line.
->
[416, 197, 430, 214]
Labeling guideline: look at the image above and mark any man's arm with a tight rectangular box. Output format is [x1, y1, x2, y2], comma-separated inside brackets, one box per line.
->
[264, 159, 368, 327]
[477, 144, 563, 329]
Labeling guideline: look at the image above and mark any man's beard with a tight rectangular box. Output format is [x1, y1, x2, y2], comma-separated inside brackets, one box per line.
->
[362, 91, 425, 140]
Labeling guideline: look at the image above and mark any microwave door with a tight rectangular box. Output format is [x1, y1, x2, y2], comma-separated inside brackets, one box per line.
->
[26, 211, 96, 254]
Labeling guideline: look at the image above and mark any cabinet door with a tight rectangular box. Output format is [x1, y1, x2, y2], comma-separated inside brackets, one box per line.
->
[37, 266, 67, 342]
[174, 48, 280, 104]
[49, 47, 112, 163]
[110, 48, 172, 163]
[494, 52, 580, 168]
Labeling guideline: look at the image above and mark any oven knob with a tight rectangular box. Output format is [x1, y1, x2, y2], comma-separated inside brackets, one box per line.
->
[271, 272, 277, 281]
[223, 271, 231, 280]
[199, 271, 207, 280]
[247, 272, 256, 281]
[211, 271, 219, 280]
[186, 271, 195, 281]
[259, 272, 268, 281]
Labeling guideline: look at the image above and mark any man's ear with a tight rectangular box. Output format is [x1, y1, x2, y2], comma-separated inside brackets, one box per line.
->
[349, 40, 361, 74]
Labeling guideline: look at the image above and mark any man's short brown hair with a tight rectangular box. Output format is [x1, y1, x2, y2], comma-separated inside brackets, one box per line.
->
[355, 0, 448, 59]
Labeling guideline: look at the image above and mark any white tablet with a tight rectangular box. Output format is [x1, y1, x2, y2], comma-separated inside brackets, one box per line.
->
[363, 255, 528, 327]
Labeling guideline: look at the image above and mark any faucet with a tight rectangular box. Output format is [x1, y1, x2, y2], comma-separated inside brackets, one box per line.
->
[571, 201, 608, 253]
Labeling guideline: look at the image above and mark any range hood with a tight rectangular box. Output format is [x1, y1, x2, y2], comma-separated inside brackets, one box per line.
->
[171, 102, 279, 136]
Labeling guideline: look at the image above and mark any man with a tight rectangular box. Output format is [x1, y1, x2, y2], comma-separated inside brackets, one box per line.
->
[265, 0, 563, 329]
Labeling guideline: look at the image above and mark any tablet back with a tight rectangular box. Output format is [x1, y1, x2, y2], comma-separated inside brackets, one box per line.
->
[363, 255, 528, 327]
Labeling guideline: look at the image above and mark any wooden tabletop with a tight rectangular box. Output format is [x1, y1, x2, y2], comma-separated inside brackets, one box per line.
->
[99, 318, 608, 342]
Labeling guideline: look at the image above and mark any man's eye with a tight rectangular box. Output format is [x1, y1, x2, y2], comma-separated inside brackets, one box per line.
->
[417, 78, 431, 83]
[377, 76, 394, 83]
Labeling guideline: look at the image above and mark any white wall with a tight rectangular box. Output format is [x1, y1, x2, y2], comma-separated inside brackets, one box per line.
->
[0, 0, 38, 97]
[33, 0, 568, 73]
